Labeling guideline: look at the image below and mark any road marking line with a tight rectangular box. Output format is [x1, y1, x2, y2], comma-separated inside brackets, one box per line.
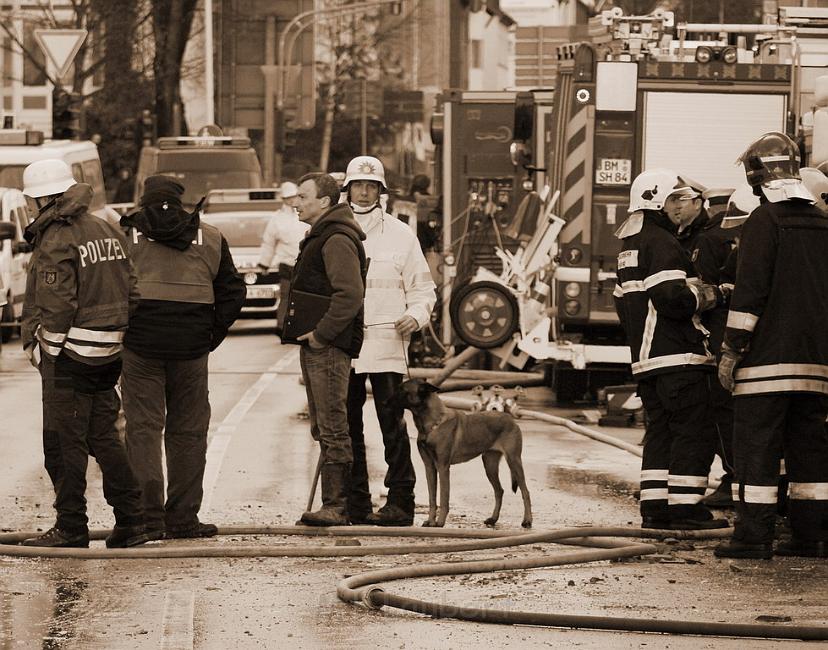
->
[200, 350, 299, 514]
[160, 590, 195, 650]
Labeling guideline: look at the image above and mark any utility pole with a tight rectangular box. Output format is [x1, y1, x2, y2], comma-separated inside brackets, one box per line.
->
[204, 0, 215, 126]
[360, 78, 368, 154]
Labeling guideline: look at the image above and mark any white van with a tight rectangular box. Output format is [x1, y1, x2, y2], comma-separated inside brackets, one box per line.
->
[0, 131, 119, 225]
[0, 186, 31, 342]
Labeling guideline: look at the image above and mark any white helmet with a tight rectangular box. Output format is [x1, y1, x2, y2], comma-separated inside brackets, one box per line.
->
[279, 181, 298, 199]
[799, 167, 828, 215]
[627, 168, 685, 213]
[721, 184, 760, 229]
[23, 159, 76, 198]
[343, 155, 387, 193]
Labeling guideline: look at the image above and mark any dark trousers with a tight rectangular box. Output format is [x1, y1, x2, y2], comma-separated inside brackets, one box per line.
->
[710, 376, 735, 478]
[40, 355, 143, 533]
[732, 393, 828, 544]
[300, 345, 353, 465]
[121, 348, 211, 531]
[347, 371, 415, 514]
[637, 370, 718, 521]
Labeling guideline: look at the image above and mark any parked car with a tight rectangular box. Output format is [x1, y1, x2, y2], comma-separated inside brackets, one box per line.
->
[0, 186, 31, 343]
[199, 188, 282, 318]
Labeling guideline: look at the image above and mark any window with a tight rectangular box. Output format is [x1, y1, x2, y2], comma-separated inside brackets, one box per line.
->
[82, 159, 106, 211]
[23, 25, 47, 87]
[471, 39, 483, 69]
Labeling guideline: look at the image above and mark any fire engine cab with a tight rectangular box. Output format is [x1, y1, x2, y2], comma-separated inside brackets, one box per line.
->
[435, 7, 827, 401]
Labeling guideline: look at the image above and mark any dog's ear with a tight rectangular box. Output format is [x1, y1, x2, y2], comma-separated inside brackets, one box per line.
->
[420, 381, 440, 394]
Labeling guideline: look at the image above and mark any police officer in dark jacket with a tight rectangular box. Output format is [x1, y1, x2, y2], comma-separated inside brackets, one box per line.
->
[20, 159, 149, 549]
[614, 169, 728, 532]
[715, 133, 828, 560]
[120, 176, 245, 539]
[287, 172, 367, 527]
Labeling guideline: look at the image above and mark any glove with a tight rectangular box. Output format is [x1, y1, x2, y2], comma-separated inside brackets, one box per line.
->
[717, 283, 734, 307]
[696, 283, 723, 312]
[718, 347, 742, 392]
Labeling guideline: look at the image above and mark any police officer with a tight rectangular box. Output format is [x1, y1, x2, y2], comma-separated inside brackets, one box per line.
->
[20, 159, 149, 549]
[120, 176, 245, 539]
[715, 133, 828, 560]
[614, 168, 728, 531]
[342, 156, 436, 526]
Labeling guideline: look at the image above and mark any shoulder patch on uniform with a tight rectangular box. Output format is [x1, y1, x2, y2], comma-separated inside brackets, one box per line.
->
[617, 249, 639, 269]
[691, 248, 699, 262]
[43, 270, 57, 285]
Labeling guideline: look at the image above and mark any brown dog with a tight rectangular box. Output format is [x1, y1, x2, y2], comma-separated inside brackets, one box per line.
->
[396, 378, 532, 528]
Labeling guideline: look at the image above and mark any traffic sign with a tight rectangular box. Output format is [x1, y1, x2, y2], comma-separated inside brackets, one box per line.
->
[34, 29, 87, 79]
[383, 89, 423, 123]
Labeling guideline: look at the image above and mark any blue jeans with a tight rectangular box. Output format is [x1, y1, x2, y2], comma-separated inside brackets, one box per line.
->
[300, 345, 353, 465]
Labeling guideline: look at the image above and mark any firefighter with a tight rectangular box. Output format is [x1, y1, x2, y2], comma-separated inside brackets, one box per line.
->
[614, 168, 728, 531]
[715, 132, 828, 560]
[799, 167, 828, 215]
[663, 178, 708, 254]
[19, 159, 149, 549]
[342, 155, 436, 526]
[689, 187, 738, 508]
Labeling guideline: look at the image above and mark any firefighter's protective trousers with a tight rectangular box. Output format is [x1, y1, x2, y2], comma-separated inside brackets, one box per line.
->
[732, 394, 828, 544]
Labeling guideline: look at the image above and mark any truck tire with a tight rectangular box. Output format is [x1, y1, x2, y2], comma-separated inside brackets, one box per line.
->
[0, 301, 14, 344]
[449, 280, 518, 349]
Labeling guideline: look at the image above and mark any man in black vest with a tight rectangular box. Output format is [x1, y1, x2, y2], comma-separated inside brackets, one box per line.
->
[289, 172, 367, 526]
[120, 176, 245, 539]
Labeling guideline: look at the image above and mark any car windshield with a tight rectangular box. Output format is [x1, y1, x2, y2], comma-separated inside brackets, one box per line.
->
[200, 213, 269, 248]
[156, 171, 261, 209]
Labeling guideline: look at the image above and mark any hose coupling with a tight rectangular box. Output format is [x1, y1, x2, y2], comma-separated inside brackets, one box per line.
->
[361, 586, 386, 610]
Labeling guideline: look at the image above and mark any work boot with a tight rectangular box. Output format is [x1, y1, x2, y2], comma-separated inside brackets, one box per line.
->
[702, 477, 734, 508]
[106, 524, 152, 549]
[21, 526, 89, 548]
[165, 522, 219, 539]
[365, 503, 414, 527]
[714, 539, 773, 560]
[670, 505, 729, 530]
[641, 517, 672, 530]
[300, 463, 351, 527]
[774, 538, 828, 558]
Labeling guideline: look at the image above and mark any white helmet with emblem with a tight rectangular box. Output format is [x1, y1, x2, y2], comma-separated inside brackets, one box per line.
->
[23, 159, 77, 198]
[627, 168, 687, 213]
[721, 184, 761, 229]
[343, 155, 387, 193]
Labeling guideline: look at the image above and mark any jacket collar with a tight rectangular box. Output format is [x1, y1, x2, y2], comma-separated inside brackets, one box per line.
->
[24, 183, 93, 245]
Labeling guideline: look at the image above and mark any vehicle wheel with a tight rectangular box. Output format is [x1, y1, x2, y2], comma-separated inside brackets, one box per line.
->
[449, 280, 519, 349]
[0, 300, 14, 344]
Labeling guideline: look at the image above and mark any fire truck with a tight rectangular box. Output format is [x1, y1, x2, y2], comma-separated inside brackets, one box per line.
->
[434, 7, 828, 401]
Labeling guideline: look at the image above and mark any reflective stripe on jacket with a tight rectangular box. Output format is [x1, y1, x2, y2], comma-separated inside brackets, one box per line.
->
[352, 208, 436, 375]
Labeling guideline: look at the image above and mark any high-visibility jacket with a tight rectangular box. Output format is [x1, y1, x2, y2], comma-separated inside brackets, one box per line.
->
[351, 206, 436, 375]
[724, 198, 828, 396]
[613, 210, 714, 378]
[22, 184, 138, 366]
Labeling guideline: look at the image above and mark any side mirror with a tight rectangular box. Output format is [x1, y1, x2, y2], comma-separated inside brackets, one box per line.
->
[0, 222, 15, 241]
[12, 241, 32, 254]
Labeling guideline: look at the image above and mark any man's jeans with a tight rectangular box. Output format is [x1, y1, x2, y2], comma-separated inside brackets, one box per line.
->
[121, 348, 211, 532]
[300, 345, 353, 465]
[40, 355, 144, 533]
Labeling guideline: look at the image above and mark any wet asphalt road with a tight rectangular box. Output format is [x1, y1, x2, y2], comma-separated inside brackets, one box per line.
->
[0, 323, 825, 649]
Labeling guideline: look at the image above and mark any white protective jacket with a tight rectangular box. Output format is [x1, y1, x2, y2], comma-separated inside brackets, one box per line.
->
[352, 206, 436, 374]
[258, 206, 309, 269]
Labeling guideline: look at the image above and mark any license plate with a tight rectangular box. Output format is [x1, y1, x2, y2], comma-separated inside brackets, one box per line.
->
[595, 158, 631, 185]
[246, 286, 275, 299]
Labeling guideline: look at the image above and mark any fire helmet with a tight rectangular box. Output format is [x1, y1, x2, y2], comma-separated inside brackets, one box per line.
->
[737, 131, 801, 188]
[22, 159, 77, 198]
[628, 168, 689, 213]
[721, 184, 760, 229]
[343, 156, 387, 193]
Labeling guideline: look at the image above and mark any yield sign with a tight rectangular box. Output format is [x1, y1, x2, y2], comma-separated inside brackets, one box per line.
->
[34, 29, 87, 79]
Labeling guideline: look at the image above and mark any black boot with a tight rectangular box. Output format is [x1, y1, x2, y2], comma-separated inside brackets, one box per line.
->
[300, 463, 351, 526]
[106, 524, 152, 548]
[702, 476, 734, 508]
[21, 526, 89, 548]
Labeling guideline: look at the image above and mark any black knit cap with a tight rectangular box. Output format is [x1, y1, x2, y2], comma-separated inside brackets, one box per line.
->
[140, 175, 184, 209]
